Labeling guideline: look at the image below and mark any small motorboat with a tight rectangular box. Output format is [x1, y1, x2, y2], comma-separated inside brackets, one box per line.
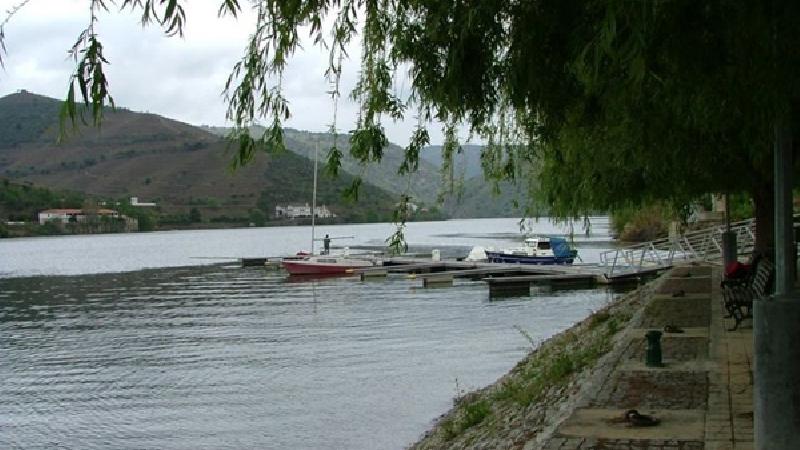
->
[481, 236, 577, 265]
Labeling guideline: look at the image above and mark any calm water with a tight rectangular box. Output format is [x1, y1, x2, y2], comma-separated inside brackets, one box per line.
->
[1, 218, 619, 449]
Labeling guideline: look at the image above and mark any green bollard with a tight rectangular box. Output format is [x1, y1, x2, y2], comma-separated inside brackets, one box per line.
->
[645, 330, 664, 367]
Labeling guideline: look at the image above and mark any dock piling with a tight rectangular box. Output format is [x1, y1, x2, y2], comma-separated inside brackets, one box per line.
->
[423, 274, 454, 288]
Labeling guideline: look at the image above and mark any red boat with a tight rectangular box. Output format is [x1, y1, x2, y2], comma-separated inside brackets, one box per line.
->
[281, 255, 375, 275]
[282, 142, 377, 276]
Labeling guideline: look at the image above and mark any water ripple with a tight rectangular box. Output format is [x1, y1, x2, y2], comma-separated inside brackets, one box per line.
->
[1, 264, 622, 449]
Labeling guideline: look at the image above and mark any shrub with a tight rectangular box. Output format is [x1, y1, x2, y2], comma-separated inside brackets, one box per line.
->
[461, 400, 491, 429]
[612, 203, 672, 242]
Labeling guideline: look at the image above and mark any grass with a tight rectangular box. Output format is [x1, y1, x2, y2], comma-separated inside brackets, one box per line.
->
[492, 308, 629, 408]
[440, 399, 492, 441]
[428, 304, 637, 445]
[462, 400, 491, 428]
[587, 310, 611, 329]
[513, 325, 539, 350]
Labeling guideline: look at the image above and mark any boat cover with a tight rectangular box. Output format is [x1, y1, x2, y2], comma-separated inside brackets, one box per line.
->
[550, 237, 573, 258]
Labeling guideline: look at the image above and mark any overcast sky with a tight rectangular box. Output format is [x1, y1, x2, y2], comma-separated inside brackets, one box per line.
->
[0, 0, 471, 146]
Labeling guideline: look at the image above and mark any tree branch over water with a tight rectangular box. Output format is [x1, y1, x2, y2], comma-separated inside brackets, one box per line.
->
[2, 0, 799, 254]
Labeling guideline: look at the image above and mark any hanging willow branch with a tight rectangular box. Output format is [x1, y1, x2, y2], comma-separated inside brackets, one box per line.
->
[59, 0, 114, 138]
[0, 0, 33, 68]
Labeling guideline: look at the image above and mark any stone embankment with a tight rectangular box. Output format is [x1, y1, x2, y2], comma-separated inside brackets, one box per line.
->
[410, 263, 752, 450]
[409, 276, 659, 450]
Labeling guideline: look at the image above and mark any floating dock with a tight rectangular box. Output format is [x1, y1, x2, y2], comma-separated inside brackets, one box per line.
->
[246, 253, 668, 298]
[352, 256, 665, 297]
[240, 257, 268, 267]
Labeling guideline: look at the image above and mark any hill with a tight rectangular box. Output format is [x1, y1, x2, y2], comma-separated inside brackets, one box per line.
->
[420, 144, 485, 179]
[204, 125, 445, 206]
[0, 91, 401, 225]
[0, 89, 62, 149]
[441, 179, 529, 218]
[421, 144, 532, 218]
[205, 127, 529, 218]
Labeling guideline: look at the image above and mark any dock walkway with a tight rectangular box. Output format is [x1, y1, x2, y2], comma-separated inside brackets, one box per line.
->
[352, 257, 654, 294]
[538, 264, 753, 450]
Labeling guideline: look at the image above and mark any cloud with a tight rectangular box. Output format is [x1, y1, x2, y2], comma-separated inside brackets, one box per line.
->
[0, 0, 474, 146]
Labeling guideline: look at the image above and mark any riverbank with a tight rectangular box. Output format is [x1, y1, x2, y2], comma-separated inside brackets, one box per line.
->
[410, 263, 749, 450]
[410, 276, 654, 449]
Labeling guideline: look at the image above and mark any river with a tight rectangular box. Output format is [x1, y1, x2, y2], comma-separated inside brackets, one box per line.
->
[1, 217, 620, 449]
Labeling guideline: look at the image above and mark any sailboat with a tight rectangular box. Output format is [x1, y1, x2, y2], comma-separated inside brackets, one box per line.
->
[280, 141, 376, 276]
[281, 252, 375, 275]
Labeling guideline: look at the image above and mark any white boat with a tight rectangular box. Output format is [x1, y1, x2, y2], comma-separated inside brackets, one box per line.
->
[281, 254, 375, 275]
[472, 235, 577, 265]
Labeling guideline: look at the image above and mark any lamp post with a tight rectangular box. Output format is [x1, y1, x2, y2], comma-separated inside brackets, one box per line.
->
[721, 193, 737, 269]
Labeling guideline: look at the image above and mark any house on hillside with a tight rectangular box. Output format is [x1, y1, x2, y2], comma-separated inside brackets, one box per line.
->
[130, 197, 157, 207]
[275, 203, 336, 219]
[38, 208, 138, 232]
[38, 209, 119, 224]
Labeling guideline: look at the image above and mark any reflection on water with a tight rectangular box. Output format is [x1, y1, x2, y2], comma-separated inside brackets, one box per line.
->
[0, 264, 622, 449]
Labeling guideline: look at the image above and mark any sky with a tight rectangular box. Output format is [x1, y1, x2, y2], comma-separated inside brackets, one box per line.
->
[0, 0, 471, 146]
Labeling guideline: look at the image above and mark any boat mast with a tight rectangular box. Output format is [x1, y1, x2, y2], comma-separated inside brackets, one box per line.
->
[311, 139, 318, 254]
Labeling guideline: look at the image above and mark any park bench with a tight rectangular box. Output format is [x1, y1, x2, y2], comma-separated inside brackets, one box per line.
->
[720, 257, 774, 330]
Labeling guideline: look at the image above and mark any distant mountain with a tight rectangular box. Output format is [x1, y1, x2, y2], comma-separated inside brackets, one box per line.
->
[420, 144, 485, 179]
[0, 91, 398, 224]
[204, 125, 444, 206]
[0, 89, 62, 148]
[205, 127, 529, 218]
[0, 90, 531, 223]
[441, 179, 529, 218]
[421, 144, 533, 218]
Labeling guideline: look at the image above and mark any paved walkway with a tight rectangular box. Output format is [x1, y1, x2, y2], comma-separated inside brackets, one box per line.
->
[541, 264, 754, 450]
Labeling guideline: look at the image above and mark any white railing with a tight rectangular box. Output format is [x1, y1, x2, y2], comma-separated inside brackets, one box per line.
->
[600, 218, 757, 279]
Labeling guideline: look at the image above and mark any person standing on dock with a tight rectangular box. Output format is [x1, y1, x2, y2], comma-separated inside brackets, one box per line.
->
[323, 234, 331, 255]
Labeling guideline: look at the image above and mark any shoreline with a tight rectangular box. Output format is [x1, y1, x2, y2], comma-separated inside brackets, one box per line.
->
[409, 276, 663, 450]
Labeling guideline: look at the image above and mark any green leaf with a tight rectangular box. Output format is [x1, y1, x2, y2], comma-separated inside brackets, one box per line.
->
[343, 178, 362, 202]
[399, 126, 429, 175]
[325, 145, 343, 177]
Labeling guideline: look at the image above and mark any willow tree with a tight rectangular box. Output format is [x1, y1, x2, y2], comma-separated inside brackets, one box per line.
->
[3, 0, 798, 251]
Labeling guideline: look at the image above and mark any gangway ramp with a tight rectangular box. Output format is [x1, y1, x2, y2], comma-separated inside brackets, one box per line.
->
[600, 217, 758, 279]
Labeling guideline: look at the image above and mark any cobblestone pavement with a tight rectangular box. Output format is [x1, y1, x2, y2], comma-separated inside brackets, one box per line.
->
[543, 437, 704, 450]
[538, 264, 753, 450]
[624, 337, 709, 362]
[640, 297, 711, 328]
[590, 370, 709, 410]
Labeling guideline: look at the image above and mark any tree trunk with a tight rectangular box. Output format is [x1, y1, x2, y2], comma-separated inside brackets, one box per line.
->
[752, 181, 775, 259]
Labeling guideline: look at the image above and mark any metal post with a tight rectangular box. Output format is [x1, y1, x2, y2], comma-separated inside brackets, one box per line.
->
[644, 330, 663, 367]
[774, 125, 794, 294]
[311, 140, 318, 254]
[722, 193, 738, 268]
[611, 252, 619, 277]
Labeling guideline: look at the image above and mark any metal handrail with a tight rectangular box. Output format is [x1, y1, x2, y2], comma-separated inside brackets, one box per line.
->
[600, 217, 760, 278]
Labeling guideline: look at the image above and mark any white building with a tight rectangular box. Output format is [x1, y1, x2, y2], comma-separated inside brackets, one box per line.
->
[38, 208, 120, 225]
[275, 203, 336, 219]
[130, 197, 157, 207]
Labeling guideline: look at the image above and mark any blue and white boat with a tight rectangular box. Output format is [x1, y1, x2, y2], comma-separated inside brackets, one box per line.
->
[483, 236, 577, 265]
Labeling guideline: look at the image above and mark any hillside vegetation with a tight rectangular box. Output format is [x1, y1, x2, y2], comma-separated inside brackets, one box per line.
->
[0, 91, 405, 226]
[0, 179, 84, 221]
[0, 90, 62, 149]
[204, 126, 445, 205]
[205, 127, 529, 218]
[1, 90, 531, 225]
